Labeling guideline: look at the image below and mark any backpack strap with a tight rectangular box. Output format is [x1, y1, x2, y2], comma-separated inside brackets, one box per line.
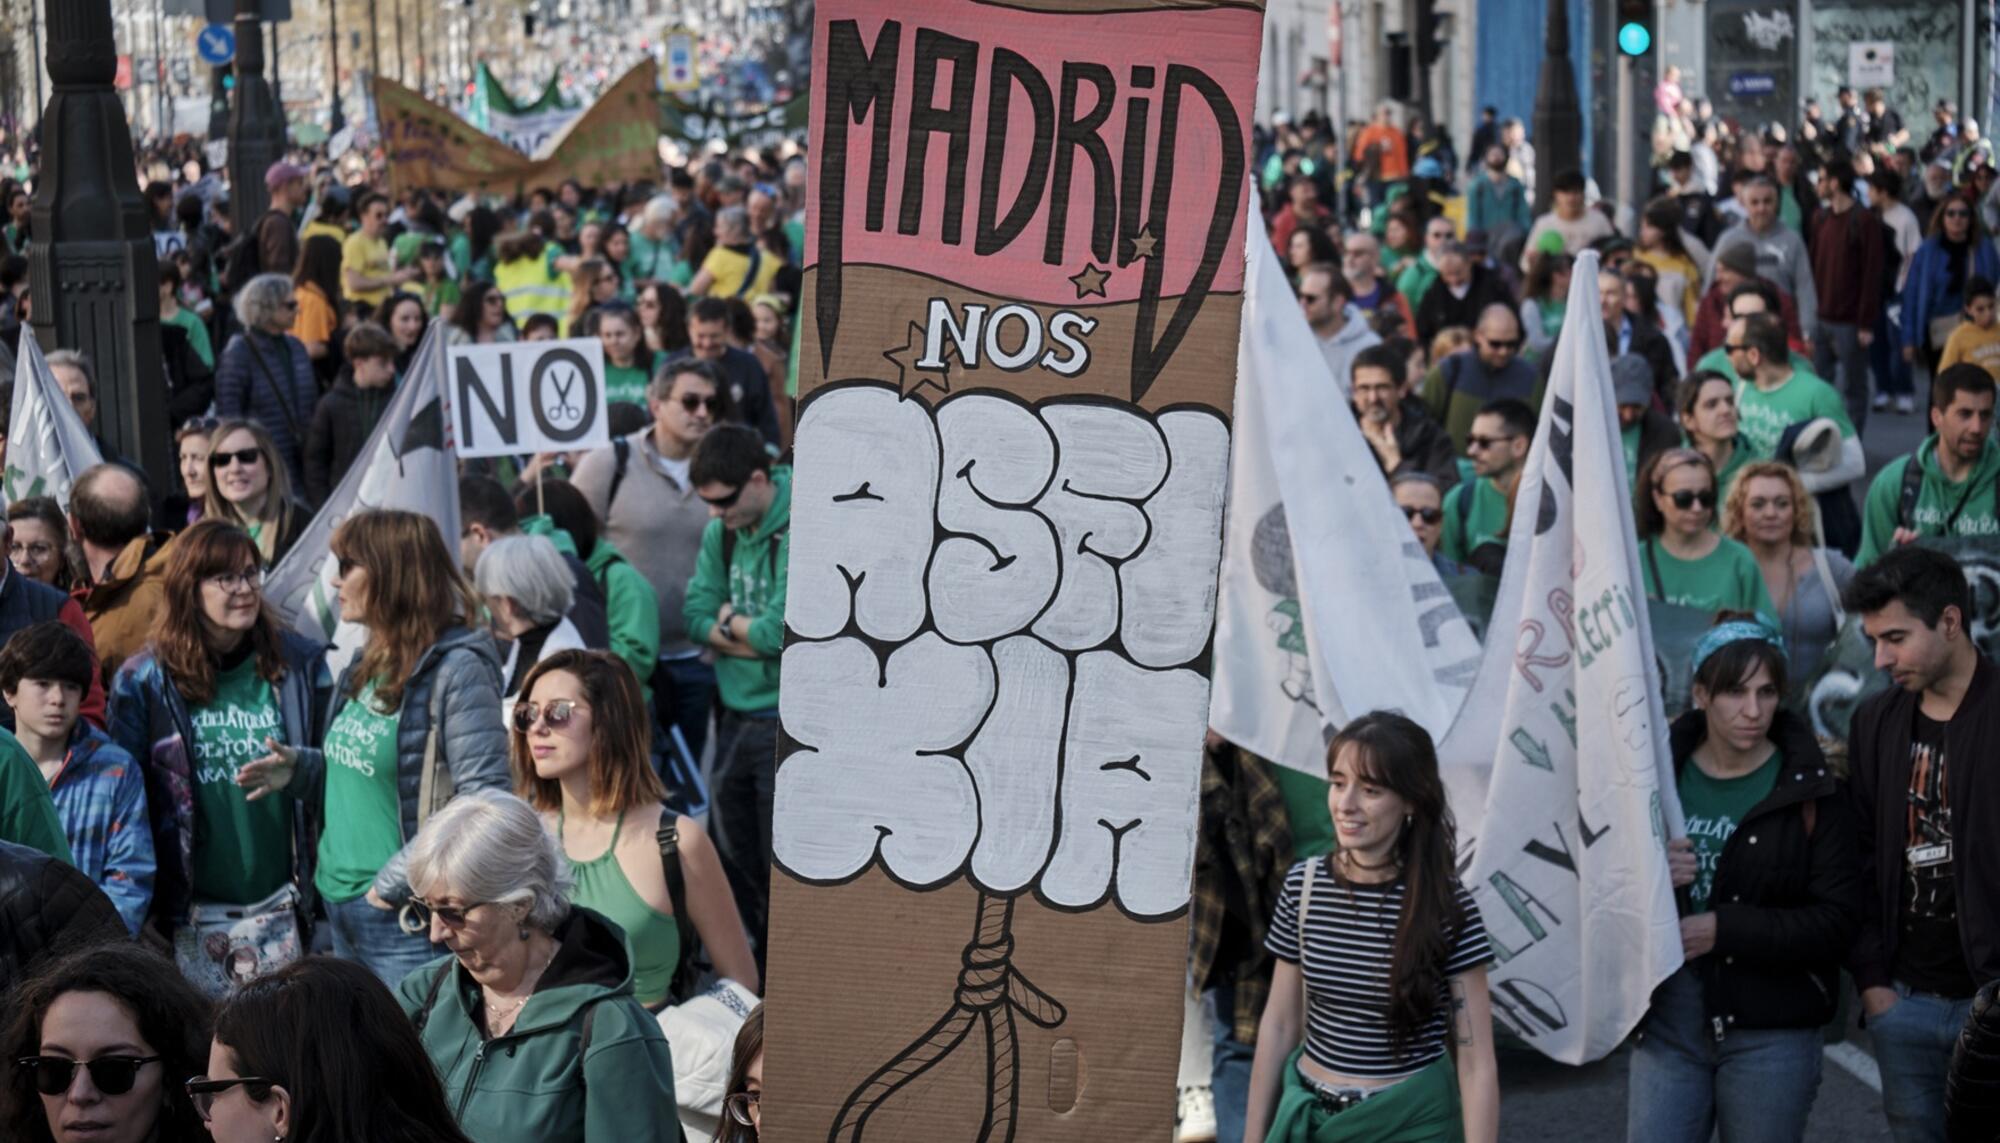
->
[606, 436, 632, 513]
[1896, 455, 1924, 532]
[656, 804, 698, 1001]
[1297, 858, 1320, 1013]
[411, 962, 450, 1035]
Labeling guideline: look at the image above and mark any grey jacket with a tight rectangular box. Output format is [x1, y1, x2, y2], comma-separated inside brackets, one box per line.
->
[297, 625, 510, 902]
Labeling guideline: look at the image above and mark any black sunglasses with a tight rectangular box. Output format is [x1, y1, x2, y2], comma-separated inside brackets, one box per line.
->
[18, 1055, 160, 1096]
[180, 415, 220, 434]
[678, 393, 724, 415]
[404, 897, 491, 930]
[208, 447, 262, 469]
[1480, 337, 1523, 351]
[513, 697, 582, 734]
[1402, 505, 1444, 524]
[1666, 488, 1718, 510]
[185, 1075, 275, 1119]
[700, 485, 744, 510]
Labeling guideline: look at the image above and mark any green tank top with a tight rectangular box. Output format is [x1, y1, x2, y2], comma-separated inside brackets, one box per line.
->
[563, 810, 681, 1007]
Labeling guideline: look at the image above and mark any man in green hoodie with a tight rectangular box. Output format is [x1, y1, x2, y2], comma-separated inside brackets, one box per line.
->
[1857, 365, 2000, 566]
[683, 423, 788, 959]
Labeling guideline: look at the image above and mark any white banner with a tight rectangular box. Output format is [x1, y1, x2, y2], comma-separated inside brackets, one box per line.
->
[1209, 207, 1479, 773]
[498, 105, 583, 158]
[267, 320, 460, 661]
[1438, 252, 1686, 1064]
[3, 336, 104, 511]
[449, 338, 609, 460]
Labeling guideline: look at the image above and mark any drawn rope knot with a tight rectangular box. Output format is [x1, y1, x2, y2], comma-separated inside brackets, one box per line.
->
[831, 893, 1067, 1143]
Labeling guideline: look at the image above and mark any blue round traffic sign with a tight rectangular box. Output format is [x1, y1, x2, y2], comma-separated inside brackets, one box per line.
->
[196, 24, 235, 67]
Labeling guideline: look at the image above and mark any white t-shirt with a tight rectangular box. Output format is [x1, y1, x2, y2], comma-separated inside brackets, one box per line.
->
[1881, 202, 1922, 295]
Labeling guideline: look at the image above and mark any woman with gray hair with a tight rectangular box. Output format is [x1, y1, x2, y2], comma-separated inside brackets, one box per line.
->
[214, 272, 319, 494]
[396, 790, 683, 1143]
[474, 533, 586, 715]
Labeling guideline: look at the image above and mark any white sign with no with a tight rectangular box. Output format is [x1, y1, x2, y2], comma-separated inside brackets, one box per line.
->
[449, 339, 610, 459]
[1849, 42, 1893, 89]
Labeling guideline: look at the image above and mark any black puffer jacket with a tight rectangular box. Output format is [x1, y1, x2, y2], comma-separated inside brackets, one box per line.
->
[1667, 709, 1866, 1031]
[0, 839, 127, 987]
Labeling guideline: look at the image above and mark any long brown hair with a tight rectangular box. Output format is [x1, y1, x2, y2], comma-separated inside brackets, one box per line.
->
[512, 649, 664, 817]
[1633, 447, 1715, 540]
[716, 1004, 765, 1143]
[208, 419, 298, 564]
[331, 509, 479, 710]
[153, 519, 288, 704]
[1326, 711, 1464, 1060]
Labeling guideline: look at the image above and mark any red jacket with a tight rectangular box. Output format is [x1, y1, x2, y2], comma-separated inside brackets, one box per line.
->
[1689, 278, 1808, 361]
[1810, 203, 1886, 328]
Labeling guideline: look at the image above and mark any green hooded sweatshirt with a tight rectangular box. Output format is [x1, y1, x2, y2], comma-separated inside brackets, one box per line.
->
[398, 907, 683, 1143]
[520, 515, 662, 696]
[682, 467, 790, 713]
[1857, 435, 2000, 566]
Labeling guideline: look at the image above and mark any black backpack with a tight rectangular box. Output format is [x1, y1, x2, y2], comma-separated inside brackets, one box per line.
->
[1898, 454, 2000, 534]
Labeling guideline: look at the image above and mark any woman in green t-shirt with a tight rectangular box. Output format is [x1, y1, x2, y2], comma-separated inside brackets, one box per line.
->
[1676, 370, 1752, 501]
[239, 508, 511, 988]
[594, 303, 657, 408]
[1635, 448, 1778, 625]
[512, 649, 757, 1008]
[107, 520, 331, 996]
[1630, 623, 1860, 1143]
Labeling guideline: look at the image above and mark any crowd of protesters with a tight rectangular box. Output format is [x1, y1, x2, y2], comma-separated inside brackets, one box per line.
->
[0, 50, 1995, 1143]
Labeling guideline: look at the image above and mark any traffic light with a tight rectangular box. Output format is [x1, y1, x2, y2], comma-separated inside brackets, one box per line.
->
[1616, 0, 1653, 57]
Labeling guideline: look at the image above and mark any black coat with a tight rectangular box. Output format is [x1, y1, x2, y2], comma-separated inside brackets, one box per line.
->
[1413, 265, 1512, 345]
[0, 839, 127, 987]
[1847, 654, 2000, 993]
[1667, 709, 1865, 1030]
[303, 369, 395, 506]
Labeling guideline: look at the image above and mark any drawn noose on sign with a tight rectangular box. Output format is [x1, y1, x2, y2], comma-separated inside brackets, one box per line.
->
[830, 893, 1065, 1142]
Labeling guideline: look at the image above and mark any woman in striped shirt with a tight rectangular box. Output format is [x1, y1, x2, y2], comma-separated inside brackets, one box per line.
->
[1244, 711, 1499, 1143]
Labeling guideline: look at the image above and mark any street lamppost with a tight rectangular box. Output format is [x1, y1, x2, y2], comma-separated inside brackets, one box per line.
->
[1530, 0, 1581, 213]
[226, 0, 282, 230]
[328, 0, 344, 132]
[29, 0, 170, 491]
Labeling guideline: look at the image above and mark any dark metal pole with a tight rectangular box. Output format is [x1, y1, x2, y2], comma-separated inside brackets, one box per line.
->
[394, 0, 404, 83]
[30, 0, 170, 491]
[227, 0, 282, 232]
[366, 0, 378, 83]
[1530, 0, 1581, 213]
[269, 20, 281, 111]
[328, 0, 344, 132]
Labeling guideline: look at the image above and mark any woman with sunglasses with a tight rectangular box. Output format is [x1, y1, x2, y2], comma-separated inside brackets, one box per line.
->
[396, 790, 682, 1143]
[447, 280, 516, 347]
[0, 941, 211, 1143]
[1902, 194, 1999, 373]
[513, 649, 758, 1008]
[1627, 622, 1861, 1143]
[237, 508, 509, 988]
[206, 420, 307, 565]
[718, 1004, 764, 1141]
[108, 520, 330, 994]
[1634, 449, 1777, 626]
[191, 957, 474, 1143]
[158, 418, 217, 530]
[8, 496, 81, 590]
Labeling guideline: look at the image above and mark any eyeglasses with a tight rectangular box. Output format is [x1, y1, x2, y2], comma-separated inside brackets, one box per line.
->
[1479, 338, 1522, 351]
[404, 897, 490, 930]
[1402, 505, 1444, 524]
[1297, 292, 1325, 303]
[678, 393, 723, 416]
[18, 1055, 161, 1096]
[725, 1090, 761, 1126]
[1664, 488, 1718, 510]
[700, 485, 744, 510]
[512, 697, 583, 733]
[186, 1075, 275, 1119]
[180, 415, 220, 434]
[208, 447, 262, 469]
[205, 568, 263, 593]
[9, 541, 54, 562]
[1465, 434, 1520, 451]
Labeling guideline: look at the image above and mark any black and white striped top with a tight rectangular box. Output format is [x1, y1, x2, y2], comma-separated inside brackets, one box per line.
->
[1265, 856, 1492, 1078]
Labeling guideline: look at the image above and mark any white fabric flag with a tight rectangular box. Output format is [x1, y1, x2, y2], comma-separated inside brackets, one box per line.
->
[3, 336, 104, 511]
[265, 320, 460, 663]
[1438, 251, 1687, 1064]
[1209, 204, 1480, 773]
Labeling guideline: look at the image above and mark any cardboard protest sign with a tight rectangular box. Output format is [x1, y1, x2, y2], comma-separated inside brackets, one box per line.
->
[375, 62, 662, 195]
[1437, 254, 1686, 1064]
[449, 339, 610, 459]
[764, 1, 1263, 1138]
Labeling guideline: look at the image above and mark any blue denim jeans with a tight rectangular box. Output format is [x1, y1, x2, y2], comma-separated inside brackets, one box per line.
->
[655, 654, 716, 767]
[1208, 984, 1253, 1143]
[1873, 307, 1914, 398]
[326, 894, 445, 990]
[1627, 964, 1823, 1143]
[1869, 983, 1975, 1143]
[1814, 320, 1872, 437]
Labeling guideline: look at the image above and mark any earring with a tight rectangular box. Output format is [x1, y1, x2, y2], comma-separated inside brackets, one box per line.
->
[518, 924, 531, 942]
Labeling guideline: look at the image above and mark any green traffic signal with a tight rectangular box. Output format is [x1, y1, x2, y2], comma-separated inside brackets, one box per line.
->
[1617, 21, 1651, 57]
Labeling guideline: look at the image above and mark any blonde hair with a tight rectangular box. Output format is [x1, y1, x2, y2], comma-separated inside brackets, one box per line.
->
[1721, 460, 1818, 548]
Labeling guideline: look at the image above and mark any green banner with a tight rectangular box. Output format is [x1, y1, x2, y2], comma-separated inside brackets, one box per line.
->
[470, 62, 575, 132]
[658, 94, 808, 149]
